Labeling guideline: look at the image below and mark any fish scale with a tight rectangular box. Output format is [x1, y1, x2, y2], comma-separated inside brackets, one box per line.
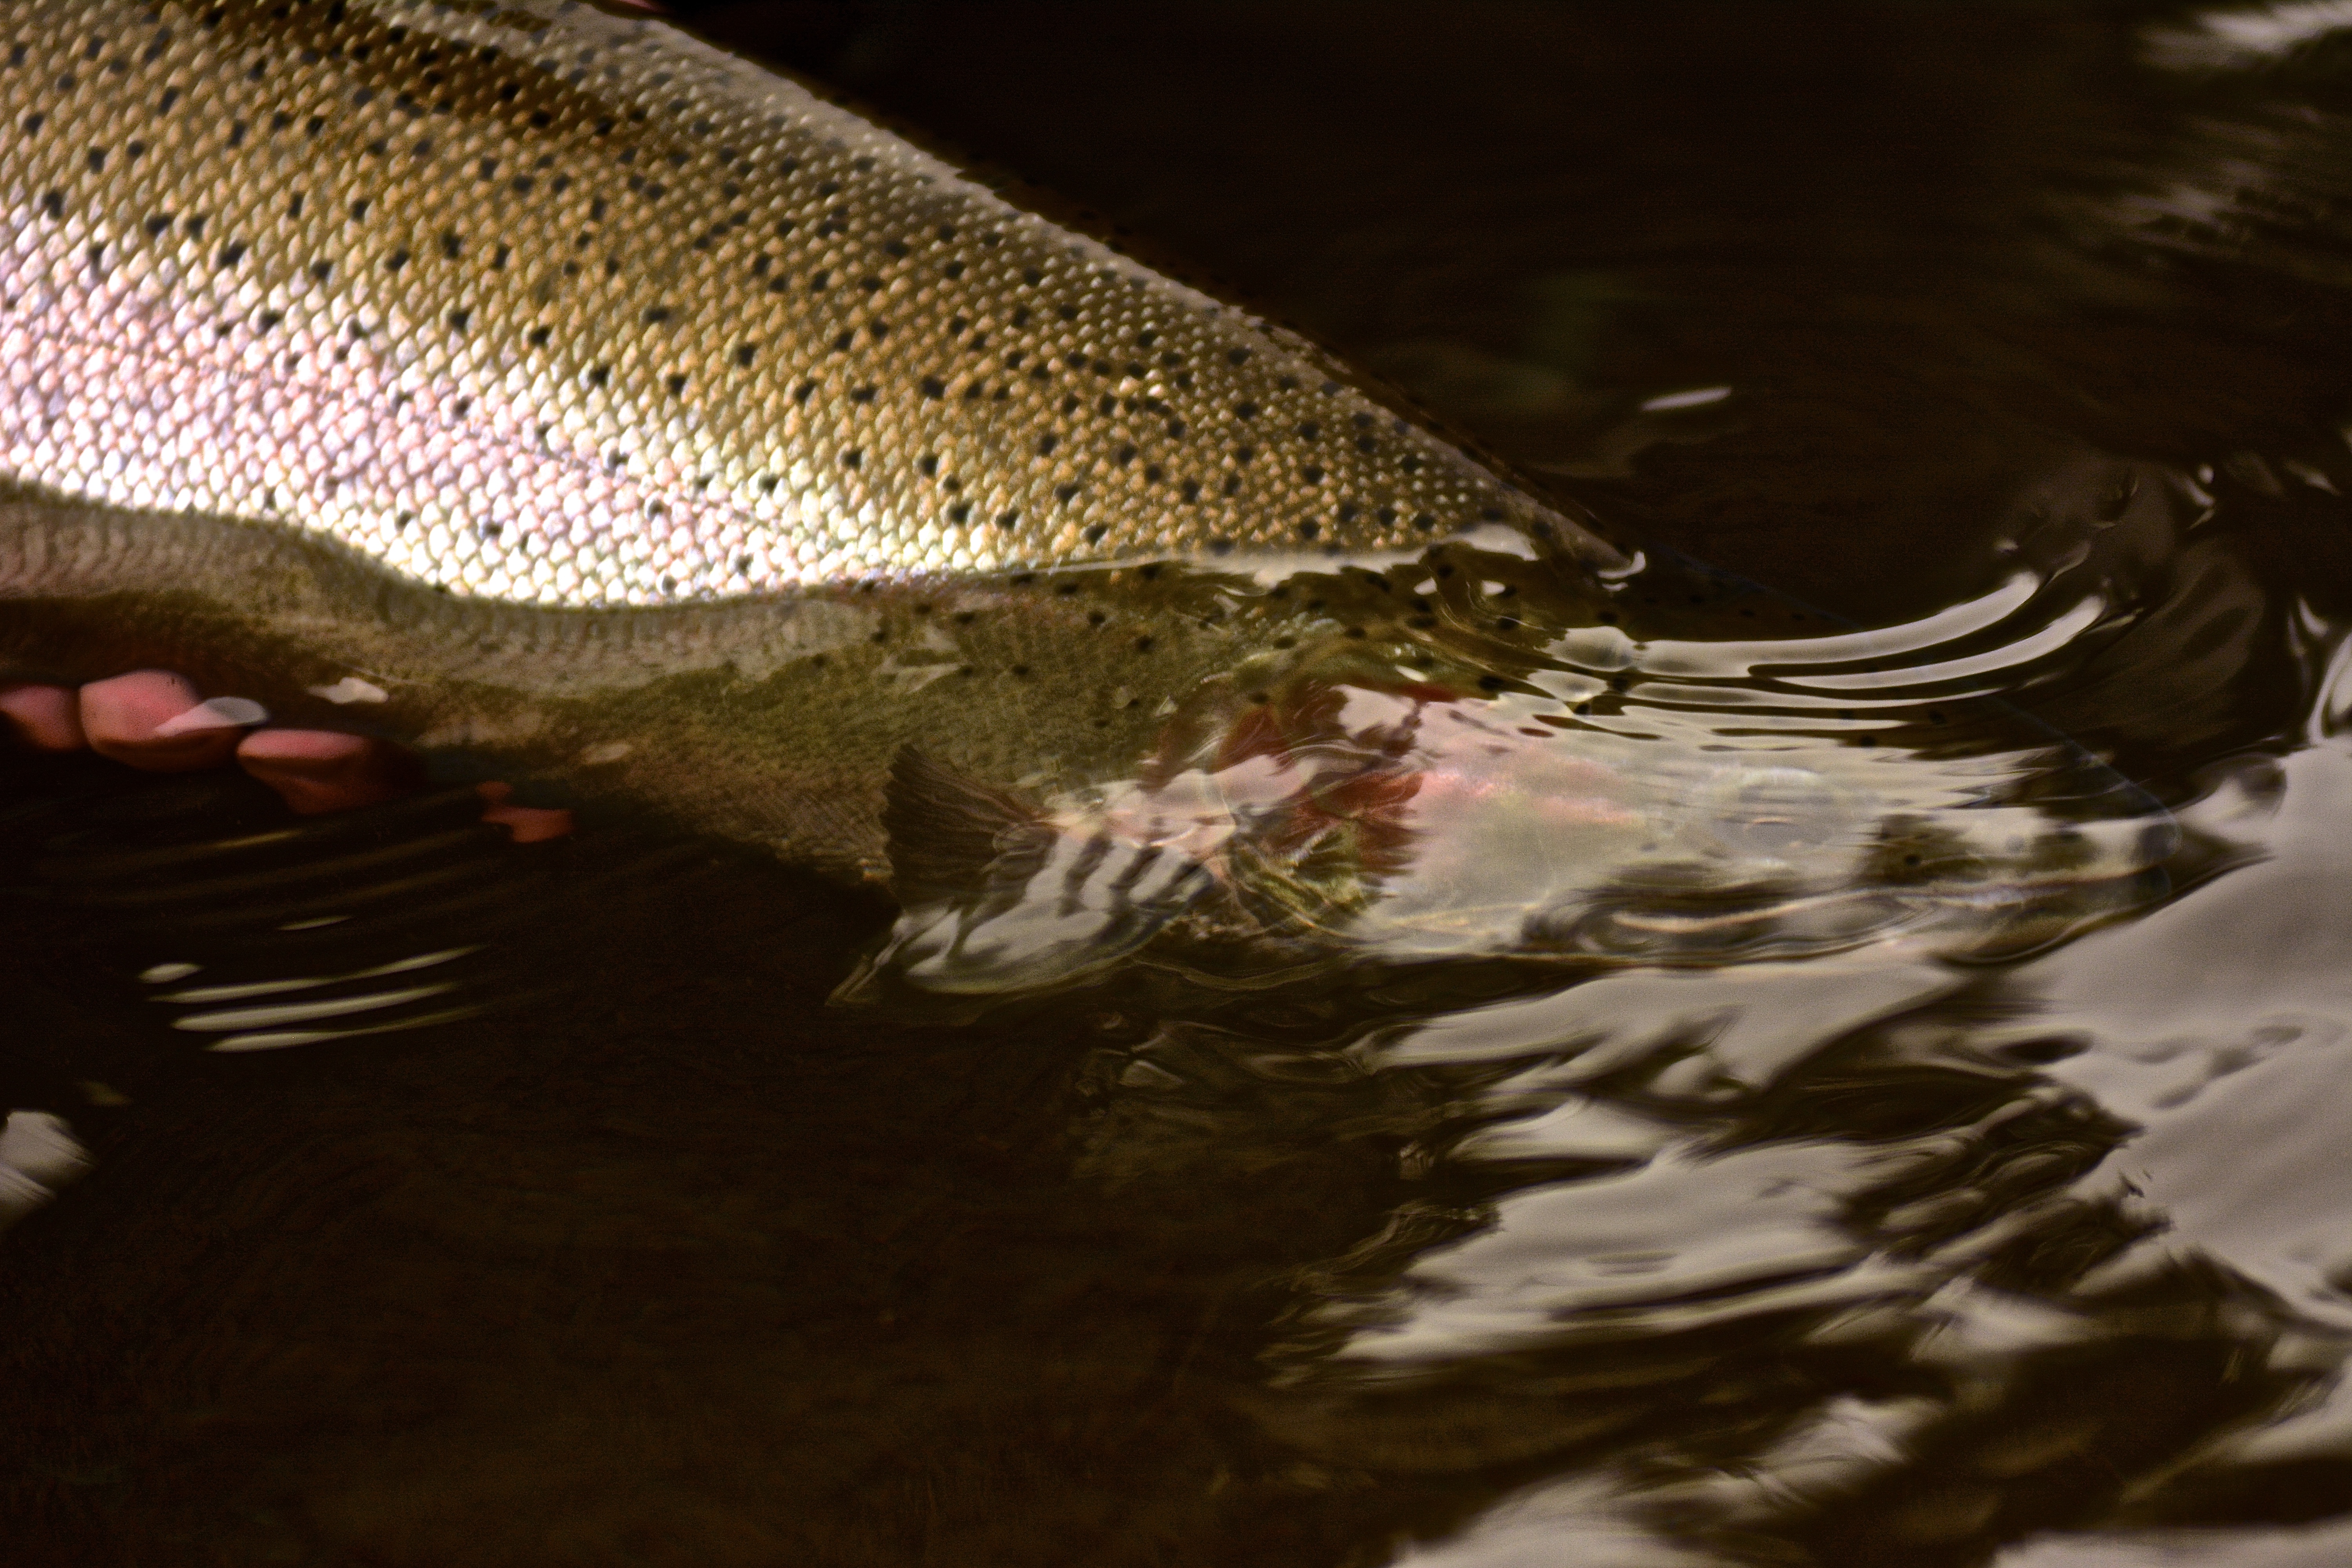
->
[0, 0, 2164, 967]
[0, 0, 1599, 608]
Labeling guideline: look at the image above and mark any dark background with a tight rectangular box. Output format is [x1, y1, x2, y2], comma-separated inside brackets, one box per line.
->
[8, 4, 2352, 1564]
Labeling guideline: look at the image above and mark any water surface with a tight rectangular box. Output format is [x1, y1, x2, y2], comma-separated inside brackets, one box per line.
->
[6, 3, 2352, 1564]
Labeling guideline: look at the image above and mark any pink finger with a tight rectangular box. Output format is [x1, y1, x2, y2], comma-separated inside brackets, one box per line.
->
[238, 728, 423, 815]
[79, 670, 245, 771]
[475, 780, 575, 843]
[0, 684, 86, 751]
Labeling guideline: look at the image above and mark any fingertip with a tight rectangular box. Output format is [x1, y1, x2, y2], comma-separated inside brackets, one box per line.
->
[0, 684, 86, 751]
[475, 781, 575, 843]
[80, 670, 242, 771]
[238, 728, 422, 814]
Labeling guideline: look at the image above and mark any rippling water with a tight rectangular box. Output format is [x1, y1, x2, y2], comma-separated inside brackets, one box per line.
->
[7, 3, 2352, 1564]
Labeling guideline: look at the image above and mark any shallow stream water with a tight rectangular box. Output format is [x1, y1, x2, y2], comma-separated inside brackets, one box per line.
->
[5, 4, 2352, 1564]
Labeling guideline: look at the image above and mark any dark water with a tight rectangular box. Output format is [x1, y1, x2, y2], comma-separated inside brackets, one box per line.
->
[6, 3, 2352, 1563]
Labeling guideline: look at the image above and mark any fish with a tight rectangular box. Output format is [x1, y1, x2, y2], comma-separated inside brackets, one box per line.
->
[0, 0, 2170, 994]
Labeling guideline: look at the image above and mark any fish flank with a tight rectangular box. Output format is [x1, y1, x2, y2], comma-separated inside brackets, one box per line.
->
[0, 0, 1603, 609]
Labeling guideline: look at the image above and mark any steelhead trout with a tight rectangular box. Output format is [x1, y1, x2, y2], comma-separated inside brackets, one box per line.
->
[0, 0, 2168, 988]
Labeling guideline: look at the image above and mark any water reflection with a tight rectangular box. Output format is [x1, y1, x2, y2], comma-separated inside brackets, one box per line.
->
[1176, 617, 2352, 1564]
[11, 2, 2352, 1563]
[853, 520, 2179, 1004]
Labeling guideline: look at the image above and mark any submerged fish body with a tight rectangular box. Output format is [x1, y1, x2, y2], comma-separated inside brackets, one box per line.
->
[0, 0, 1613, 872]
[0, 0, 2170, 979]
[856, 576, 2176, 999]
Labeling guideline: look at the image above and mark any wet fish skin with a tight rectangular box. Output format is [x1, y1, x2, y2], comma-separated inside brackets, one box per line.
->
[0, 0, 1615, 872]
[1, 0, 1606, 601]
[4, 483, 1524, 877]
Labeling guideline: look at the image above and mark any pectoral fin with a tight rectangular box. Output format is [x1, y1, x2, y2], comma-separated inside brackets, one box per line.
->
[837, 750, 1212, 1003]
[879, 747, 1054, 907]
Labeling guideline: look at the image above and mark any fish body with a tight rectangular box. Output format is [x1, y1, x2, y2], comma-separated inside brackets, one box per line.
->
[0, 0, 2169, 976]
[0, 0, 1622, 878]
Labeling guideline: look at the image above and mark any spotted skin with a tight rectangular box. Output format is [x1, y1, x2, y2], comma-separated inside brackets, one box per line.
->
[0, 0, 1633, 879]
[0, 0, 1608, 608]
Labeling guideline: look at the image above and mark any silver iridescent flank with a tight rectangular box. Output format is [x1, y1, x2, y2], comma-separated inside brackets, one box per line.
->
[0, 0, 1587, 607]
[0, 0, 2169, 975]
